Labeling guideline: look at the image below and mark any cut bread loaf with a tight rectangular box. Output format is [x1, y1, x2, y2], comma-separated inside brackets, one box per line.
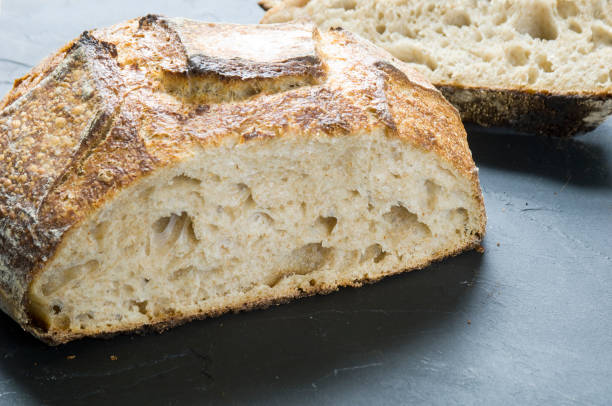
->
[0, 16, 485, 344]
[261, 0, 612, 136]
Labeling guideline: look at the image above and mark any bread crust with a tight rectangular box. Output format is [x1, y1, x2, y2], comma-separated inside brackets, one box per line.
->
[0, 16, 485, 344]
[440, 85, 612, 137]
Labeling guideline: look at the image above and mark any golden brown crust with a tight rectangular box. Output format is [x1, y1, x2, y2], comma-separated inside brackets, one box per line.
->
[0, 16, 484, 343]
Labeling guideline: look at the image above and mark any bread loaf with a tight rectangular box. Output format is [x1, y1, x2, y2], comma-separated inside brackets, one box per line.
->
[261, 0, 612, 136]
[0, 16, 485, 344]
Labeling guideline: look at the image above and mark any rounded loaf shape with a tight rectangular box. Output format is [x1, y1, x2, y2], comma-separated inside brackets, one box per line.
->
[0, 16, 485, 344]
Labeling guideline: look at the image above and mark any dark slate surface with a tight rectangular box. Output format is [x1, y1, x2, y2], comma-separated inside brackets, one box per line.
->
[0, 1, 611, 405]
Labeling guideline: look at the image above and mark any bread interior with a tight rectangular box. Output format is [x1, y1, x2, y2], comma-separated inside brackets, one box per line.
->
[28, 132, 483, 337]
[263, 0, 612, 93]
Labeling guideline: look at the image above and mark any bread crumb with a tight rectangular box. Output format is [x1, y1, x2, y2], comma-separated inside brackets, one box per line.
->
[467, 320, 471, 325]
[66, 355, 76, 360]
[496, 242, 500, 247]
[110, 355, 118, 361]
[475, 245, 485, 254]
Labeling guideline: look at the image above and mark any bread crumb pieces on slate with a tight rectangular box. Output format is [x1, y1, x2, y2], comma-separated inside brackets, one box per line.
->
[475, 245, 485, 254]
[467, 320, 471, 325]
[66, 355, 76, 360]
[497, 242, 500, 247]
[110, 355, 118, 361]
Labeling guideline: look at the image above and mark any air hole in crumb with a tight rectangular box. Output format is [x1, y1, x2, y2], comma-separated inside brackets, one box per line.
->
[343, 0, 357, 10]
[52, 305, 62, 314]
[309, 279, 316, 286]
[557, 0, 579, 18]
[383, 204, 432, 237]
[42, 260, 99, 296]
[244, 193, 256, 210]
[130, 300, 148, 315]
[152, 212, 198, 247]
[536, 55, 554, 72]
[394, 45, 438, 70]
[315, 216, 337, 235]
[331, 0, 356, 10]
[291, 243, 332, 273]
[569, 20, 582, 33]
[91, 221, 109, 243]
[376, 24, 386, 34]
[443, 10, 471, 27]
[450, 207, 469, 227]
[506, 45, 530, 66]
[170, 174, 201, 188]
[494, 14, 507, 25]
[592, 24, 612, 47]
[252, 211, 274, 226]
[383, 205, 417, 226]
[170, 266, 194, 281]
[361, 243, 387, 263]
[514, 3, 558, 40]
[267, 244, 332, 287]
[152, 216, 171, 233]
[374, 251, 388, 263]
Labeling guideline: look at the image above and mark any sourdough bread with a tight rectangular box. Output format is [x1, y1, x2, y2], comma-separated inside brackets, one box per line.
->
[0, 16, 485, 344]
[261, 0, 612, 136]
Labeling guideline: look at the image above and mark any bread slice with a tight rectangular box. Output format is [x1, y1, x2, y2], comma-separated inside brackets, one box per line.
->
[261, 0, 612, 136]
[0, 16, 485, 344]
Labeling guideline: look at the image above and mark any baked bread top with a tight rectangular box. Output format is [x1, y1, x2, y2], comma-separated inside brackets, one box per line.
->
[0, 16, 481, 336]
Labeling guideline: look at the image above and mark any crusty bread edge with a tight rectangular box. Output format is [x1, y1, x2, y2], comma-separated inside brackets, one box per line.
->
[439, 84, 612, 137]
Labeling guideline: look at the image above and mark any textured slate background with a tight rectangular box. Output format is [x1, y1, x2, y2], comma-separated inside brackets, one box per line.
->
[0, 1, 611, 404]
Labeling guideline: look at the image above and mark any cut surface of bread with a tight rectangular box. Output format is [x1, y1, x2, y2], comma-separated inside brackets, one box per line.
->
[261, 0, 612, 136]
[0, 16, 485, 344]
[29, 133, 482, 339]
